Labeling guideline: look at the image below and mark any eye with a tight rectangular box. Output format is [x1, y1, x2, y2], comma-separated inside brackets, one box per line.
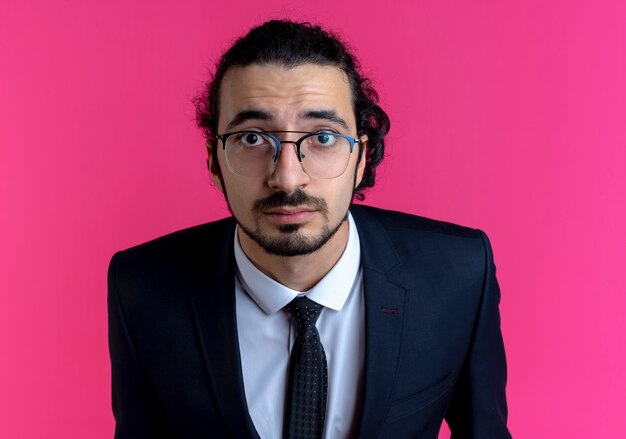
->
[310, 132, 338, 147]
[238, 132, 266, 146]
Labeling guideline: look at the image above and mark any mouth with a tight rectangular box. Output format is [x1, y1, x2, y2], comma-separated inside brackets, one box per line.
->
[264, 207, 317, 224]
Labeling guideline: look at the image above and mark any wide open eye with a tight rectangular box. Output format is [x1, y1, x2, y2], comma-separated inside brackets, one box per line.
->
[236, 132, 268, 147]
[309, 132, 338, 147]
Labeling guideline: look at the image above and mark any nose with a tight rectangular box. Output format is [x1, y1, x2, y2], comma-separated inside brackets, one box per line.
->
[267, 141, 310, 193]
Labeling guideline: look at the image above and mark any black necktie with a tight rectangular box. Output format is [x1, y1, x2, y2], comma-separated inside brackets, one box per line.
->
[283, 296, 328, 439]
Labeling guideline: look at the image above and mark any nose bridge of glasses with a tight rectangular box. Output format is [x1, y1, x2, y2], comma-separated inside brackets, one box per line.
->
[274, 139, 304, 163]
[270, 133, 306, 162]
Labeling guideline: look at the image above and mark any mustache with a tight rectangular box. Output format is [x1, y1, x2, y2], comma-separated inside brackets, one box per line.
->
[253, 189, 328, 213]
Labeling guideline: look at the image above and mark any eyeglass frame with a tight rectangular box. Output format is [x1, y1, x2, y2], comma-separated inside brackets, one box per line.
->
[215, 130, 364, 165]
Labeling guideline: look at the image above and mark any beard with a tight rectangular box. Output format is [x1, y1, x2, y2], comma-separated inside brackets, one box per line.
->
[238, 211, 348, 257]
[232, 189, 349, 257]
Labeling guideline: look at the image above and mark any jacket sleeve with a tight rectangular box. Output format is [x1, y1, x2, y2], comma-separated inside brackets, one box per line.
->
[107, 251, 175, 438]
[444, 231, 512, 438]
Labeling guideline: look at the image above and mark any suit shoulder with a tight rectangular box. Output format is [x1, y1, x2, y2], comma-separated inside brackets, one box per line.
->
[110, 216, 236, 276]
[351, 205, 493, 292]
[351, 205, 491, 274]
[120, 216, 235, 255]
[351, 204, 482, 239]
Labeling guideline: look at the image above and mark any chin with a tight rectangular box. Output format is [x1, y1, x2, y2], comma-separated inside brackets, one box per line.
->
[240, 222, 340, 257]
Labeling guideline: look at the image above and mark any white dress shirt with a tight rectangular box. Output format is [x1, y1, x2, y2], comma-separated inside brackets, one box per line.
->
[234, 213, 365, 439]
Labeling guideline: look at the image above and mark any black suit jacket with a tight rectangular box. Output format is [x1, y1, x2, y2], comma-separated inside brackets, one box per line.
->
[108, 205, 511, 438]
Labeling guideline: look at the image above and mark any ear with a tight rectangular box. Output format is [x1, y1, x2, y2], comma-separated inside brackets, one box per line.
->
[354, 135, 368, 188]
[206, 142, 224, 193]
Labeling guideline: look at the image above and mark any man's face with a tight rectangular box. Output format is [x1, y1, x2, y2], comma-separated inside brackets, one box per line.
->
[210, 63, 366, 257]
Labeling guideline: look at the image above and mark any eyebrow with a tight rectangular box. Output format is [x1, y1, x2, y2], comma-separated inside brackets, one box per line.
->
[226, 109, 273, 131]
[225, 108, 351, 131]
[299, 110, 350, 130]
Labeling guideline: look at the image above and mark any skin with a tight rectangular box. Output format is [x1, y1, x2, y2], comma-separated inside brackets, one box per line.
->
[208, 63, 367, 291]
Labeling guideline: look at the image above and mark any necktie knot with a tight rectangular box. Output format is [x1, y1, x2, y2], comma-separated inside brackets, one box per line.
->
[284, 296, 323, 332]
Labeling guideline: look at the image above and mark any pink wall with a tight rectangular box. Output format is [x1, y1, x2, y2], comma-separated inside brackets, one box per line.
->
[2, 1, 625, 437]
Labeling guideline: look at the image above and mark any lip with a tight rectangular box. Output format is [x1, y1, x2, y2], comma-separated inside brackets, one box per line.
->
[264, 207, 316, 224]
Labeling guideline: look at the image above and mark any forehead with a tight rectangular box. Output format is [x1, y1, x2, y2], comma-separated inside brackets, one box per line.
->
[218, 63, 355, 129]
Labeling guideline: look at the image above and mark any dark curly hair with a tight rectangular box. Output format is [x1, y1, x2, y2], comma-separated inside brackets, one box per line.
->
[194, 19, 390, 200]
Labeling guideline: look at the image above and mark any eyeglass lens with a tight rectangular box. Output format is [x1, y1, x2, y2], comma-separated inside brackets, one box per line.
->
[223, 132, 353, 179]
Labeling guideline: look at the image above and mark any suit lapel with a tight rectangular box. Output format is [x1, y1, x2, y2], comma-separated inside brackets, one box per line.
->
[351, 206, 408, 439]
[356, 268, 406, 438]
[190, 220, 260, 439]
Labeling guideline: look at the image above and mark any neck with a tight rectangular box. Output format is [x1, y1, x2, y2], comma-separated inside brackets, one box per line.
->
[237, 219, 350, 292]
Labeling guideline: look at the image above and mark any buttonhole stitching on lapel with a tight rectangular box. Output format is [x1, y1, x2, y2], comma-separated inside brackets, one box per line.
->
[379, 306, 397, 316]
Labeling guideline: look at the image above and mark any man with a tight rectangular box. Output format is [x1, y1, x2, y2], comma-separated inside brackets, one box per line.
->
[108, 20, 511, 438]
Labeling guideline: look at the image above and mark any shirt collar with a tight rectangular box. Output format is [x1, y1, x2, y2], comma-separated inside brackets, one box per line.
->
[233, 213, 361, 315]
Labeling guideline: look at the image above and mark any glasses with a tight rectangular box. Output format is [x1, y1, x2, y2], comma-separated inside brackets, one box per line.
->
[216, 130, 363, 179]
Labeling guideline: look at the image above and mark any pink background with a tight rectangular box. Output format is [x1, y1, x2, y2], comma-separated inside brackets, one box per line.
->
[1, 0, 625, 437]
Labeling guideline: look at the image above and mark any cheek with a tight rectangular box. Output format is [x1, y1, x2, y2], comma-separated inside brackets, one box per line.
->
[328, 177, 357, 211]
[221, 176, 263, 215]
